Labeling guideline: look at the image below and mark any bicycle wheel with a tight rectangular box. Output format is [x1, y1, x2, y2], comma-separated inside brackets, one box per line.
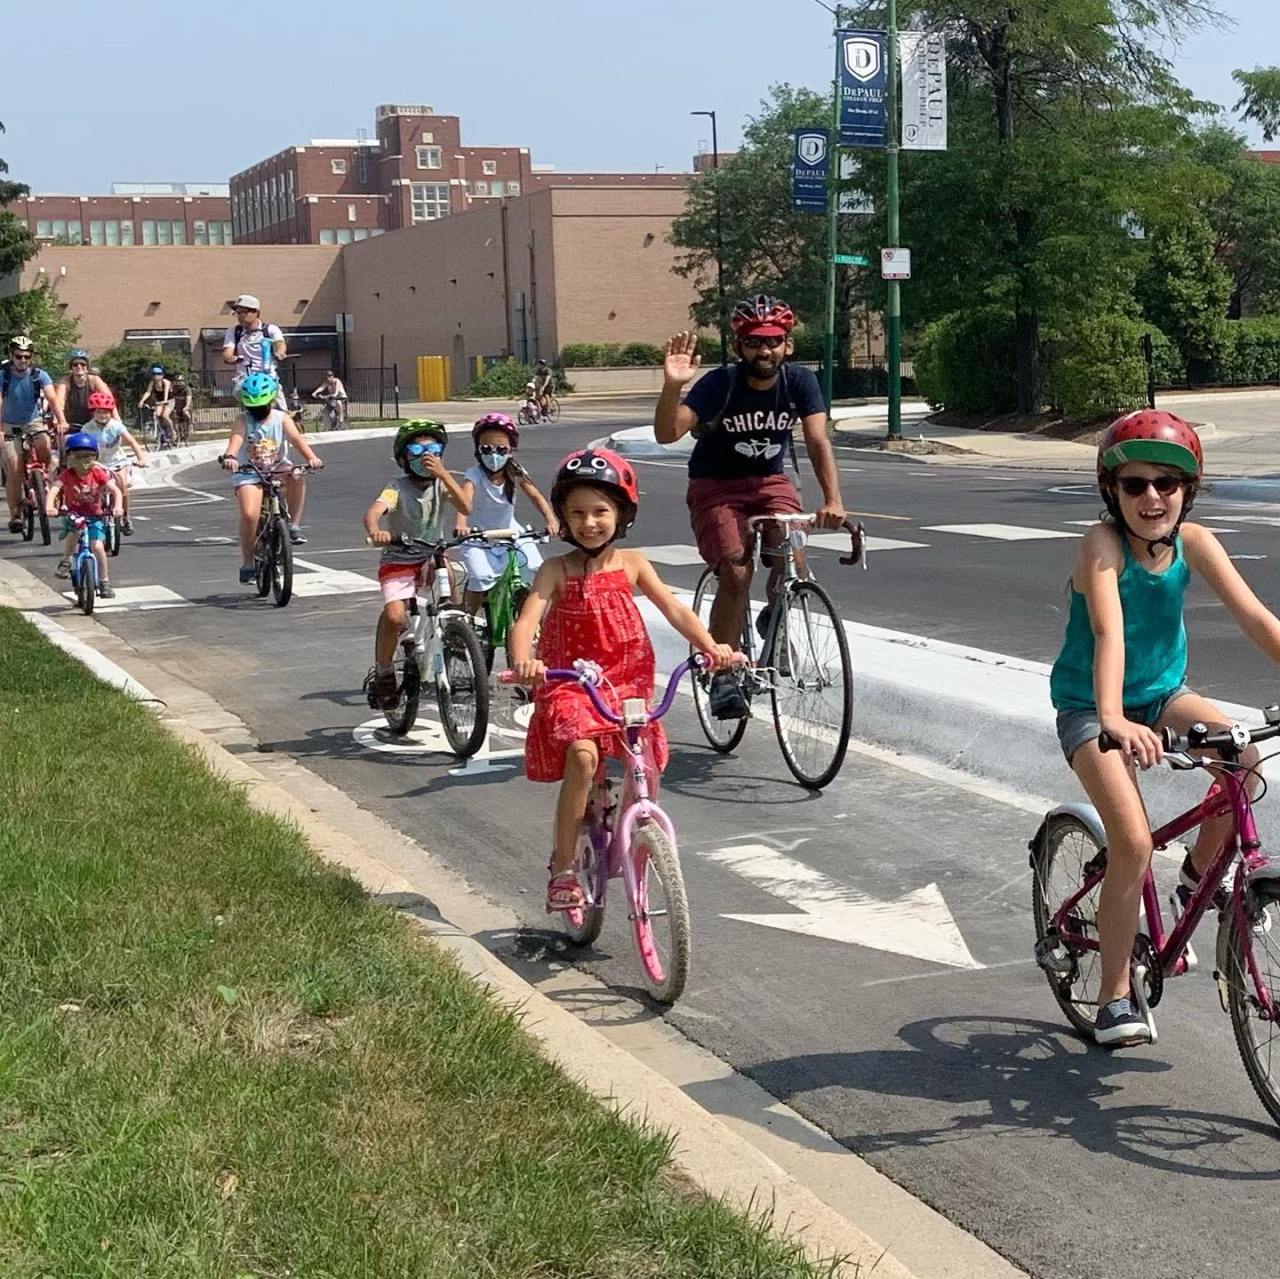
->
[1223, 881, 1280, 1126]
[689, 567, 750, 753]
[1030, 813, 1106, 1040]
[629, 822, 691, 1004]
[517, 406, 533, 426]
[31, 473, 50, 545]
[104, 513, 121, 558]
[254, 528, 272, 597]
[544, 396, 560, 423]
[436, 615, 490, 757]
[769, 580, 853, 789]
[20, 484, 33, 542]
[563, 822, 606, 946]
[383, 651, 422, 736]
[270, 518, 293, 607]
[78, 556, 96, 616]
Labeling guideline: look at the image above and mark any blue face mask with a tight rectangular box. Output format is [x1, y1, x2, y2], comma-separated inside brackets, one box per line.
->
[479, 446, 510, 473]
[405, 439, 443, 478]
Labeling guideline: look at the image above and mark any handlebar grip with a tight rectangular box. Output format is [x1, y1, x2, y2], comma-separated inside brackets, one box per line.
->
[1097, 731, 1119, 753]
[497, 671, 521, 685]
[1098, 727, 1180, 754]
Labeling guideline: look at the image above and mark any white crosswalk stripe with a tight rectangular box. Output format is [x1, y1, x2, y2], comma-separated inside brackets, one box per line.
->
[60, 585, 190, 612]
[923, 522, 1080, 541]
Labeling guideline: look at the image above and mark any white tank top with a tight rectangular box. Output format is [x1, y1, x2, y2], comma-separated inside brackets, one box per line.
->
[465, 464, 521, 532]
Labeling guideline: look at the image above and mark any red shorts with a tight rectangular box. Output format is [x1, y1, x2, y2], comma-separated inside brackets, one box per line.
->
[686, 474, 803, 569]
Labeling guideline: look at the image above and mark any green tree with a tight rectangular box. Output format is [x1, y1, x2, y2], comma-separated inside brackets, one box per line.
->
[0, 279, 79, 365]
[1233, 66, 1280, 141]
[0, 118, 37, 277]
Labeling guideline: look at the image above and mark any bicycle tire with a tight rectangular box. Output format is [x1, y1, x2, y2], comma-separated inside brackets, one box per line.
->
[31, 473, 50, 545]
[517, 407, 533, 426]
[436, 614, 490, 757]
[270, 518, 293, 607]
[769, 580, 853, 789]
[1224, 881, 1280, 1127]
[20, 484, 33, 541]
[79, 556, 96, 616]
[545, 396, 560, 423]
[629, 822, 691, 1004]
[383, 652, 422, 736]
[690, 567, 750, 753]
[1030, 813, 1105, 1040]
[562, 823, 606, 946]
[254, 517, 272, 597]
[105, 513, 121, 558]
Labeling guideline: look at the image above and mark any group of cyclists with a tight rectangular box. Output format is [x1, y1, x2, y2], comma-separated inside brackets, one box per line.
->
[9, 284, 1280, 1064]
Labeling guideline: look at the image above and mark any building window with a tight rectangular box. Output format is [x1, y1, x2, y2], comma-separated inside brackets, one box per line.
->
[35, 219, 52, 237]
[370, 227, 385, 237]
[421, 131, 434, 144]
[410, 182, 450, 222]
[353, 227, 370, 241]
[121, 221, 134, 245]
[171, 220, 186, 245]
[105, 221, 121, 246]
[194, 220, 207, 245]
[472, 181, 489, 196]
[319, 229, 336, 244]
[490, 181, 505, 197]
[221, 220, 233, 243]
[336, 228, 354, 244]
[482, 160, 497, 176]
[347, 203, 357, 222]
[48, 219, 82, 243]
[331, 158, 347, 175]
[416, 145, 442, 170]
[156, 220, 172, 246]
[89, 220, 105, 246]
[507, 181, 520, 195]
[141, 220, 157, 245]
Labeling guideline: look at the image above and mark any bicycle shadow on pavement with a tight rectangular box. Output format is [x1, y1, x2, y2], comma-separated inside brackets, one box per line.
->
[660, 735, 829, 808]
[747, 1014, 1280, 1180]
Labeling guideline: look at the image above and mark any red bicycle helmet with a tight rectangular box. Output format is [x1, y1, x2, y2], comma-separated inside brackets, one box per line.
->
[551, 448, 639, 539]
[1097, 409, 1202, 481]
[730, 293, 797, 338]
[472, 411, 519, 448]
[87, 390, 116, 413]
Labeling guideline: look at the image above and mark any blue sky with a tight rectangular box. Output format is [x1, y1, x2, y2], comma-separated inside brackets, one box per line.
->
[3, 0, 1278, 192]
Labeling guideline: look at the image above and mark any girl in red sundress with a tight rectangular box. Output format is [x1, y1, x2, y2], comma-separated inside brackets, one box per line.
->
[508, 448, 735, 912]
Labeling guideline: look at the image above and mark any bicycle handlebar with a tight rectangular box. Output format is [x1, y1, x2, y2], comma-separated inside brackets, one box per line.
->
[744, 512, 867, 568]
[1099, 713, 1280, 763]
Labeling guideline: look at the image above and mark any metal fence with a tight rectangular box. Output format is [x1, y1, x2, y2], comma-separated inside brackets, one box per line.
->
[130, 364, 401, 433]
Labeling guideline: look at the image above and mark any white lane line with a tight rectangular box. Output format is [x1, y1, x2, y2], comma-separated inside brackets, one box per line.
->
[168, 524, 192, 532]
[296, 547, 374, 556]
[58, 584, 190, 612]
[633, 545, 705, 567]
[808, 533, 928, 553]
[194, 536, 234, 545]
[923, 522, 1081, 541]
[289, 556, 380, 596]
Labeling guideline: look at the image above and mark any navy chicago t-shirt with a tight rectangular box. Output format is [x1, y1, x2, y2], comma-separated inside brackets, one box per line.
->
[683, 362, 825, 480]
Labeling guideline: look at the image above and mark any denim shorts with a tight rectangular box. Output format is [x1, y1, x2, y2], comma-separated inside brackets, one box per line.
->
[61, 515, 106, 542]
[1055, 685, 1194, 763]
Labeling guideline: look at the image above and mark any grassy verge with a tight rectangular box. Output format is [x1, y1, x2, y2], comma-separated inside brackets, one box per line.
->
[0, 609, 837, 1278]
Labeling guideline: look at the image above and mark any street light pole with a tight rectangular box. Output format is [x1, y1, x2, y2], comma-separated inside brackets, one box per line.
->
[692, 109, 728, 366]
[886, 0, 902, 439]
[815, 0, 842, 411]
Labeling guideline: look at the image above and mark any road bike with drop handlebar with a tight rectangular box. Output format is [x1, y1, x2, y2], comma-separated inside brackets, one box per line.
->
[1031, 712, 1280, 1125]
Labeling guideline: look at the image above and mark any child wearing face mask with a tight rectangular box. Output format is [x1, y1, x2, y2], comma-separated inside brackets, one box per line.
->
[455, 413, 558, 614]
[362, 420, 471, 710]
[45, 431, 123, 598]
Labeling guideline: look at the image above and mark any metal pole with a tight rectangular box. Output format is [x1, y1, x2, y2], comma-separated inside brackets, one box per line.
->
[393, 362, 400, 418]
[693, 111, 729, 366]
[379, 333, 386, 418]
[822, 7, 842, 411]
[886, 0, 902, 439]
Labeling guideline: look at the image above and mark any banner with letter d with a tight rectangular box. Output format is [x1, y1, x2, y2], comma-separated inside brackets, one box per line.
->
[837, 29, 887, 148]
[901, 31, 947, 150]
[791, 128, 829, 212]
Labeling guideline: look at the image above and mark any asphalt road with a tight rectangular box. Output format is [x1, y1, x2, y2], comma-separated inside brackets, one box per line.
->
[7, 412, 1280, 1279]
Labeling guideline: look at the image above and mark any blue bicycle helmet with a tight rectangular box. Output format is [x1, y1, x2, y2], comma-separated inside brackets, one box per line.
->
[150, 364, 165, 375]
[68, 348, 90, 365]
[239, 371, 280, 407]
[64, 431, 99, 454]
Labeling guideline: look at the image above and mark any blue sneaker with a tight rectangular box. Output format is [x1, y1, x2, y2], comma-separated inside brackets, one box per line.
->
[1094, 997, 1152, 1047]
[238, 565, 256, 585]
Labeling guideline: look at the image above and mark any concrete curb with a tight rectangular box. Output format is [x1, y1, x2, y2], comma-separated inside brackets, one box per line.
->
[0, 557, 1024, 1279]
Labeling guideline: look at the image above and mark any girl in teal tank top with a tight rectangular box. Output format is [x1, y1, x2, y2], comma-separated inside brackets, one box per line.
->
[1049, 409, 1280, 1050]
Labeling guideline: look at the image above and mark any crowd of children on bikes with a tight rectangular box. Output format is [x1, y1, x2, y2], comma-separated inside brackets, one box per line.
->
[7, 289, 1280, 1080]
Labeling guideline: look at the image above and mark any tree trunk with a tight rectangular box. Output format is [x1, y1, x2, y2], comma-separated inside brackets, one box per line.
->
[1015, 306, 1039, 414]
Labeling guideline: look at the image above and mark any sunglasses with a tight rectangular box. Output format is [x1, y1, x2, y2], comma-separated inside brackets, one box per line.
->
[405, 441, 444, 458]
[10, 351, 32, 360]
[1116, 474, 1186, 498]
[478, 444, 511, 457]
[741, 336, 785, 351]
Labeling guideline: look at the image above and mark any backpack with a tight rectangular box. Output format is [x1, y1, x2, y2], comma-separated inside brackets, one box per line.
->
[1, 359, 49, 400]
[233, 322, 276, 362]
[704, 361, 802, 477]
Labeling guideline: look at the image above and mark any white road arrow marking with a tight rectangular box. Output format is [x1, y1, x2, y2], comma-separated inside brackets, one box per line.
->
[706, 843, 983, 971]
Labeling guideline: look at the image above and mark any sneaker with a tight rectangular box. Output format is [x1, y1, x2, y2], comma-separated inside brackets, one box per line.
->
[121, 518, 134, 536]
[289, 524, 307, 545]
[1094, 997, 1152, 1047]
[7, 518, 22, 534]
[755, 602, 774, 641]
[1176, 852, 1230, 914]
[98, 582, 115, 599]
[54, 558, 71, 579]
[238, 565, 257, 584]
[708, 671, 749, 720]
[364, 667, 399, 711]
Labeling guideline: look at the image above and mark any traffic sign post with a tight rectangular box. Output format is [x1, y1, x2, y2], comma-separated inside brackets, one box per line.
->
[880, 247, 911, 279]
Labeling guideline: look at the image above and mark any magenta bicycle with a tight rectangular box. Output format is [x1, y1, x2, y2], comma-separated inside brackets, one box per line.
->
[1030, 712, 1280, 1124]
[501, 656, 714, 1004]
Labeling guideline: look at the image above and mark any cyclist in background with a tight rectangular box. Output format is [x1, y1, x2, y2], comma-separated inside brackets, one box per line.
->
[222, 293, 288, 409]
[654, 295, 847, 719]
[138, 366, 174, 444]
[85, 390, 147, 536]
[312, 370, 348, 427]
[55, 348, 111, 428]
[2, 336, 66, 534]
[170, 373, 193, 439]
[532, 358, 553, 419]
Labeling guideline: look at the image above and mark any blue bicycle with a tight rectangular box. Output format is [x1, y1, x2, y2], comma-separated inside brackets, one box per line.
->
[65, 514, 100, 615]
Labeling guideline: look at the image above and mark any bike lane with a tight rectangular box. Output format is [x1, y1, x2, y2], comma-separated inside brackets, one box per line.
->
[4, 440, 1278, 1279]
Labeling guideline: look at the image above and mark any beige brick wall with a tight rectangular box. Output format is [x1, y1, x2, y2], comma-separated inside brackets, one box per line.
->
[17, 245, 344, 367]
[548, 187, 698, 348]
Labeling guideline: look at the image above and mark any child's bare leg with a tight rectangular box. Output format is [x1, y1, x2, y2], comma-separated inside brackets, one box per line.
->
[91, 539, 108, 580]
[376, 601, 408, 665]
[553, 740, 598, 874]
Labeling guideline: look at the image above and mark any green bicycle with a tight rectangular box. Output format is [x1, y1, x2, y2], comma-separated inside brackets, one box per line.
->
[463, 527, 546, 671]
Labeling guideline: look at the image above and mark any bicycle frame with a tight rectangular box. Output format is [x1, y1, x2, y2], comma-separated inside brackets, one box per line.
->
[1052, 766, 1276, 1017]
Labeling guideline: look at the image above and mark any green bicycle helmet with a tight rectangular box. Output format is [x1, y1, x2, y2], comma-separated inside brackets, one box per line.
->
[393, 419, 448, 470]
[239, 371, 280, 407]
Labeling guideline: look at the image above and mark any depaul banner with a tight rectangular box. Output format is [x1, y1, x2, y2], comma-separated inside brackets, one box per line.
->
[791, 128, 829, 212]
[837, 29, 887, 148]
[901, 31, 947, 150]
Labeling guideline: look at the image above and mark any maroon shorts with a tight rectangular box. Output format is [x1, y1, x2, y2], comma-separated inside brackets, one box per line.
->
[686, 474, 803, 570]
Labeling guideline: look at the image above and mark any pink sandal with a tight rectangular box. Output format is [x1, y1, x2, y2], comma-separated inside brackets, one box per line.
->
[546, 870, 585, 913]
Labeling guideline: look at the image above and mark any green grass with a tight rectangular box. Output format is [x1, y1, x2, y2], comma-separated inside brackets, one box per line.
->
[0, 609, 840, 1278]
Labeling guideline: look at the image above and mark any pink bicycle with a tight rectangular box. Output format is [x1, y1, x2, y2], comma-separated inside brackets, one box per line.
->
[502, 656, 711, 1004]
[1031, 713, 1280, 1124]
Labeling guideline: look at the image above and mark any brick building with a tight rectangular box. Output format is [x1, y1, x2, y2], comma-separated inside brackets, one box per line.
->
[7, 182, 233, 247]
